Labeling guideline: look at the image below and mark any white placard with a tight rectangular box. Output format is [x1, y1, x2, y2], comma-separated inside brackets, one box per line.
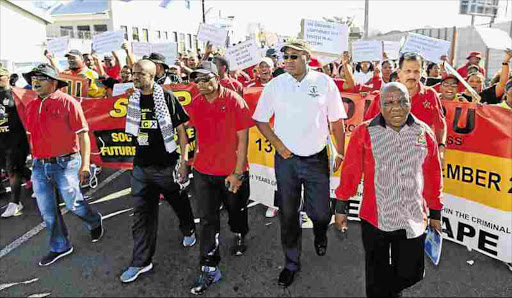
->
[265, 32, 278, 46]
[225, 39, 260, 71]
[197, 23, 228, 48]
[302, 19, 348, 55]
[112, 82, 134, 97]
[47, 37, 69, 58]
[352, 41, 382, 63]
[131, 42, 178, 64]
[92, 30, 124, 53]
[476, 27, 512, 51]
[401, 32, 451, 63]
[383, 41, 401, 60]
[131, 42, 152, 57]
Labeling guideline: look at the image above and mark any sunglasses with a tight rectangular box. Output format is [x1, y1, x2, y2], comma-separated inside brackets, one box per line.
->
[441, 82, 458, 88]
[194, 75, 214, 84]
[283, 54, 299, 61]
[31, 75, 51, 82]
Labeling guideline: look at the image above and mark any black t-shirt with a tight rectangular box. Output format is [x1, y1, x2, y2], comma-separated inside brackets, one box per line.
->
[0, 88, 27, 147]
[461, 84, 502, 104]
[133, 90, 189, 167]
[273, 67, 286, 77]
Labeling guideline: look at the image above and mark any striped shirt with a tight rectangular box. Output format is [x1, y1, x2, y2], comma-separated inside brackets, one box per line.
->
[336, 114, 443, 238]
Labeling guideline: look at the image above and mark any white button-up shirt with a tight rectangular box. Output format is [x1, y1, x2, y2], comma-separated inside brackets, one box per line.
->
[253, 71, 347, 156]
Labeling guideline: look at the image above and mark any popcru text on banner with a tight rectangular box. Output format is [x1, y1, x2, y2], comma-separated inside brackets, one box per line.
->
[12, 84, 512, 263]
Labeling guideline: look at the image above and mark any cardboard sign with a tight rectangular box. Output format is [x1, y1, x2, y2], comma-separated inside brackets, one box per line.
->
[352, 41, 382, 63]
[112, 82, 134, 97]
[301, 19, 348, 55]
[401, 33, 451, 63]
[131, 42, 178, 64]
[383, 41, 401, 60]
[131, 42, 152, 57]
[476, 27, 512, 51]
[225, 39, 261, 71]
[92, 30, 124, 53]
[47, 37, 69, 58]
[197, 23, 228, 47]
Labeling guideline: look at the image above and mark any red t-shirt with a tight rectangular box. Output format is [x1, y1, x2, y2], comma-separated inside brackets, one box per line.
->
[364, 83, 445, 139]
[104, 63, 121, 80]
[220, 77, 244, 95]
[187, 87, 254, 176]
[25, 90, 89, 159]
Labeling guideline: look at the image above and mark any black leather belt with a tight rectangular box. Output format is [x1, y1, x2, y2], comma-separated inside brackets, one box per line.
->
[39, 152, 79, 164]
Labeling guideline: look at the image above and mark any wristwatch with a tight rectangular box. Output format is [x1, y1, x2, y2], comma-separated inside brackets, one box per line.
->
[234, 173, 245, 181]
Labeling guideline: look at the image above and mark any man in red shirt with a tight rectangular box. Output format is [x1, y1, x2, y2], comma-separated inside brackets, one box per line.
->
[457, 51, 486, 78]
[103, 53, 121, 80]
[335, 82, 443, 297]
[365, 52, 447, 164]
[247, 57, 274, 88]
[22, 64, 103, 267]
[187, 63, 254, 295]
[212, 56, 244, 95]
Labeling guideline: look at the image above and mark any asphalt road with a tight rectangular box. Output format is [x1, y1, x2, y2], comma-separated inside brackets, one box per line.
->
[0, 168, 511, 297]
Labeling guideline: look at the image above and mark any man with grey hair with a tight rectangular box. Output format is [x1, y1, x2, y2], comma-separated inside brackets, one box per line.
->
[120, 60, 196, 283]
[335, 82, 443, 297]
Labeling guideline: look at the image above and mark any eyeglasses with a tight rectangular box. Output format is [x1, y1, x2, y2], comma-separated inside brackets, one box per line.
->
[283, 54, 299, 61]
[441, 82, 458, 88]
[31, 75, 51, 82]
[194, 75, 213, 84]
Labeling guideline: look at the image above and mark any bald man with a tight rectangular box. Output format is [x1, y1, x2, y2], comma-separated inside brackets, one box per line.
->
[335, 82, 443, 297]
[120, 60, 197, 283]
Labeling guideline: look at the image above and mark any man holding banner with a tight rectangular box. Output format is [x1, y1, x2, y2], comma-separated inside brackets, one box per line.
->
[365, 52, 447, 165]
[253, 40, 347, 288]
[335, 82, 443, 297]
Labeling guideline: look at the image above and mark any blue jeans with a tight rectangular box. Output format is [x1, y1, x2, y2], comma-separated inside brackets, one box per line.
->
[32, 155, 101, 253]
[275, 148, 331, 271]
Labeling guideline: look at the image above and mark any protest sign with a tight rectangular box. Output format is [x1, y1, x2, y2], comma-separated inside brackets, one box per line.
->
[225, 39, 261, 71]
[352, 41, 382, 62]
[47, 37, 69, 58]
[383, 41, 401, 60]
[112, 82, 134, 97]
[265, 32, 278, 46]
[92, 30, 124, 53]
[131, 42, 177, 64]
[401, 32, 451, 63]
[197, 23, 228, 47]
[301, 19, 348, 56]
[131, 42, 152, 57]
[475, 27, 512, 51]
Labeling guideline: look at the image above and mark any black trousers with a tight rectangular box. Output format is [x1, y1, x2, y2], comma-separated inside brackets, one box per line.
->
[193, 169, 249, 267]
[361, 220, 426, 298]
[130, 165, 196, 267]
[274, 148, 331, 271]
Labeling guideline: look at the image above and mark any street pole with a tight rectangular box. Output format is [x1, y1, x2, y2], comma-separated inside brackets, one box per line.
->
[202, 0, 205, 23]
[364, 0, 369, 39]
[484, 16, 494, 80]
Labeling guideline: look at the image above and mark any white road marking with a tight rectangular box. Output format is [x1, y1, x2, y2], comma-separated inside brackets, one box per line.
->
[89, 188, 131, 205]
[0, 170, 126, 260]
[102, 208, 133, 220]
[0, 278, 38, 291]
[28, 293, 51, 297]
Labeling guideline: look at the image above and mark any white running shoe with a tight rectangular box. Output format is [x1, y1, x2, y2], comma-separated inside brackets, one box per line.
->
[1, 202, 24, 217]
[265, 207, 278, 218]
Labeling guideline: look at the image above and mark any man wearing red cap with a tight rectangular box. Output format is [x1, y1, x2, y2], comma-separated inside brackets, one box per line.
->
[457, 51, 486, 78]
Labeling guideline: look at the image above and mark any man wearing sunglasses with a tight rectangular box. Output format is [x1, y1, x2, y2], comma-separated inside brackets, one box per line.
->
[186, 62, 254, 295]
[253, 39, 347, 288]
[22, 64, 104, 266]
[365, 52, 447, 165]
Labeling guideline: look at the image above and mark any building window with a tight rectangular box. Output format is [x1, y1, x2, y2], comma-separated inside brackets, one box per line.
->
[185, 0, 191, 9]
[157, 31, 161, 40]
[173, 32, 178, 43]
[164, 31, 169, 40]
[194, 35, 199, 51]
[60, 26, 74, 38]
[179, 33, 186, 52]
[77, 25, 91, 39]
[143, 29, 149, 42]
[94, 24, 108, 33]
[133, 27, 139, 41]
[187, 34, 192, 50]
[121, 26, 128, 40]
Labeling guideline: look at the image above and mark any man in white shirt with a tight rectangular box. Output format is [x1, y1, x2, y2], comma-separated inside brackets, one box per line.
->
[253, 40, 347, 288]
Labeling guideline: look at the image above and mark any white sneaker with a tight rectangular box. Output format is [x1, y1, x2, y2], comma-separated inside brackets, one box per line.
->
[1, 202, 24, 218]
[265, 207, 278, 218]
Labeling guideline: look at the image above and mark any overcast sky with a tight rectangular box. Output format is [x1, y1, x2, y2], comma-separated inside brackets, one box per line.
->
[208, 0, 512, 41]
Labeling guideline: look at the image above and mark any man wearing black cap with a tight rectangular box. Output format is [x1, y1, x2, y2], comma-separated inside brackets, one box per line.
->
[61, 49, 105, 98]
[22, 64, 104, 266]
[0, 66, 32, 218]
[148, 52, 172, 85]
[253, 39, 347, 288]
[266, 48, 285, 77]
[187, 62, 254, 295]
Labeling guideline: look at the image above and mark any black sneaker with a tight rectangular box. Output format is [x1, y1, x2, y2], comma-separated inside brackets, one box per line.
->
[91, 213, 104, 243]
[38, 247, 74, 266]
[231, 233, 247, 256]
[190, 266, 222, 295]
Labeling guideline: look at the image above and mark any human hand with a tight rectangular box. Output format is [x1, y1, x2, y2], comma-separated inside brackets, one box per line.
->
[225, 174, 243, 193]
[430, 219, 441, 233]
[79, 165, 91, 185]
[275, 141, 293, 159]
[333, 154, 344, 172]
[178, 163, 189, 184]
[334, 214, 348, 232]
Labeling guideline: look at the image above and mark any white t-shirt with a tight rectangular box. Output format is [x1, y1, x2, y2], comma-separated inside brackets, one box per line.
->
[253, 71, 347, 156]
